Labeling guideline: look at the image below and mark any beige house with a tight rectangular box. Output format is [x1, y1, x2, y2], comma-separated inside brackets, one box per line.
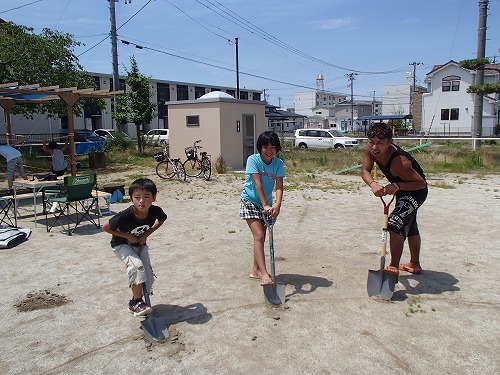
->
[168, 92, 266, 170]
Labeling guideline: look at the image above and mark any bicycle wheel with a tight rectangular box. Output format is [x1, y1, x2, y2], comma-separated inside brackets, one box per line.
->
[202, 158, 211, 180]
[173, 159, 186, 181]
[156, 160, 175, 179]
[183, 158, 202, 177]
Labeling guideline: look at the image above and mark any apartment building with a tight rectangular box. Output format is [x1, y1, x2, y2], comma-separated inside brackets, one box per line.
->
[1, 72, 262, 136]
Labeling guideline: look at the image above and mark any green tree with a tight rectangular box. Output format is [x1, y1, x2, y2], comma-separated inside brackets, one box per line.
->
[460, 58, 500, 94]
[113, 56, 156, 152]
[0, 20, 102, 118]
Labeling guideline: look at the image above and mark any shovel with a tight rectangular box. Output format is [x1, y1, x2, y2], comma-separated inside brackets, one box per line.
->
[367, 195, 398, 300]
[262, 215, 286, 305]
[141, 283, 169, 343]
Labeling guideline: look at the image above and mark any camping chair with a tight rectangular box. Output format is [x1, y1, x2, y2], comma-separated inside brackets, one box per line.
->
[0, 189, 16, 227]
[44, 174, 100, 235]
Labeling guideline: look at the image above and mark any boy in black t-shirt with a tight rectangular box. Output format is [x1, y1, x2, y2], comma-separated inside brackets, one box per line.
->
[103, 178, 167, 317]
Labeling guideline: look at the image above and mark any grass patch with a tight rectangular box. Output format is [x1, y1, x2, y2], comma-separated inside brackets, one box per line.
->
[405, 295, 426, 317]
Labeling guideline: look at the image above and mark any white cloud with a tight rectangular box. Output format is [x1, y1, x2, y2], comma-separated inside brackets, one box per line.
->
[313, 17, 354, 30]
[402, 17, 419, 25]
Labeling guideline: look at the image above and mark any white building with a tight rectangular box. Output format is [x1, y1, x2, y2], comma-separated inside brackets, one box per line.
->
[293, 74, 347, 117]
[382, 84, 412, 116]
[0, 73, 262, 137]
[422, 60, 500, 136]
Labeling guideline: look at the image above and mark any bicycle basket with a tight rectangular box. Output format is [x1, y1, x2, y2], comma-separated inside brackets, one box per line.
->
[185, 146, 196, 160]
[153, 152, 165, 162]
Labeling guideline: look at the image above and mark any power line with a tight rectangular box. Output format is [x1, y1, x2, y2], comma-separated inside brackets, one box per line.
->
[0, 0, 43, 14]
[193, 0, 409, 75]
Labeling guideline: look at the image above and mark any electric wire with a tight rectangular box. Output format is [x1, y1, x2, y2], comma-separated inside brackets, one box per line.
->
[0, 0, 43, 14]
[76, 0, 153, 58]
[194, 0, 409, 75]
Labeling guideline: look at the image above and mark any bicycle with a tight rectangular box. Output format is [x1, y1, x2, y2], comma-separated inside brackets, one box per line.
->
[182, 140, 212, 180]
[153, 146, 186, 181]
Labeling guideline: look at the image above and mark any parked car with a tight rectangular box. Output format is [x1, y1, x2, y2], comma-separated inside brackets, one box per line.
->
[145, 129, 169, 145]
[95, 129, 131, 140]
[294, 128, 359, 149]
[59, 129, 103, 143]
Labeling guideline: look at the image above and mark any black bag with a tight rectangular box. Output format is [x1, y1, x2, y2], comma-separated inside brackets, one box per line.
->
[184, 147, 196, 160]
[37, 174, 58, 181]
[152, 152, 165, 162]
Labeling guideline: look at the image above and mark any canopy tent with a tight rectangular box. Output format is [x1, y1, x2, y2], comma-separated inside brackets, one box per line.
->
[0, 82, 123, 175]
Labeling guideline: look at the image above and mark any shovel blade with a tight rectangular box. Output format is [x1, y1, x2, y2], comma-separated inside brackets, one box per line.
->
[263, 283, 286, 305]
[367, 269, 397, 300]
[141, 316, 169, 343]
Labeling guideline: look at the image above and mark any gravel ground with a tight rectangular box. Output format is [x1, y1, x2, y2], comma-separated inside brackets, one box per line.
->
[1, 171, 499, 375]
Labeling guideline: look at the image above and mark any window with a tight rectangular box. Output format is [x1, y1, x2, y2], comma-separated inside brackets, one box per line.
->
[157, 83, 170, 102]
[186, 115, 199, 127]
[177, 85, 189, 100]
[240, 91, 248, 100]
[226, 89, 235, 98]
[441, 108, 459, 120]
[194, 86, 206, 99]
[442, 75, 460, 92]
[253, 92, 261, 101]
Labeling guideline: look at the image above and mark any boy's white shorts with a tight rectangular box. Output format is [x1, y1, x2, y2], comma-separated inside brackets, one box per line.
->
[113, 243, 154, 293]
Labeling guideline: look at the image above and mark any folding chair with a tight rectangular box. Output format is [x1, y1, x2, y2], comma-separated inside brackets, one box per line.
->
[0, 195, 16, 227]
[44, 174, 100, 235]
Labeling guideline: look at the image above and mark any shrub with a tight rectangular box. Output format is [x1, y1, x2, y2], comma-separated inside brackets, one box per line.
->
[214, 154, 229, 174]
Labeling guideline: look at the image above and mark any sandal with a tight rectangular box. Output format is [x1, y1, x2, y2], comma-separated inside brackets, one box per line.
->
[383, 265, 400, 277]
[399, 263, 422, 274]
[261, 278, 273, 286]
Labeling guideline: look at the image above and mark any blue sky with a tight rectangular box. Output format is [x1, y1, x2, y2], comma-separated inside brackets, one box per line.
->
[1, 0, 498, 108]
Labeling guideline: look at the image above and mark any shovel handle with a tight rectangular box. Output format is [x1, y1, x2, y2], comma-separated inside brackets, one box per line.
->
[380, 195, 395, 257]
[380, 194, 395, 215]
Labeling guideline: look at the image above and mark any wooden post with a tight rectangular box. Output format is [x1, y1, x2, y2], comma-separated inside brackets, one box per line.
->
[0, 99, 16, 144]
[58, 93, 79, 175]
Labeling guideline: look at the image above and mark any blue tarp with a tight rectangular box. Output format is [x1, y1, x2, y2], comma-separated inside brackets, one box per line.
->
[75, 141, 104, 155]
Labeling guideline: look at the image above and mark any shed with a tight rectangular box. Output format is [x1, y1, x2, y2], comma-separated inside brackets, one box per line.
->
[168, 92, 267, 170]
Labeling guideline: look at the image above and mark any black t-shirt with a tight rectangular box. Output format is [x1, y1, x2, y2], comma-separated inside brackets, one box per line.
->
[108, 205, 167, 247]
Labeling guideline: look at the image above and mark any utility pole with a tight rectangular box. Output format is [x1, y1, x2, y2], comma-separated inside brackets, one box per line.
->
[109, 0, 119, 93]
[409, 61, 423, 117]
[473, 0, 488, 150]
[278, 97, 282, 107]
[346, 73, 357, 132]
[235, 37, 240, 100]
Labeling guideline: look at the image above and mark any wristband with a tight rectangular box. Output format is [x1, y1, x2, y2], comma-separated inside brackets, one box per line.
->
[393, 182, 400, 191]
[369, 180, 376, 186]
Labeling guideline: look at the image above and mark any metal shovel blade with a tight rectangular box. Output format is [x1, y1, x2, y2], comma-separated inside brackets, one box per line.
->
[263, 282, 286, 305]
[141, 315, 168, 343]
[367, 268, 397, 301]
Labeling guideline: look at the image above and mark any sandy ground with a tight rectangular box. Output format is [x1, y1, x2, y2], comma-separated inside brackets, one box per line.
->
[1, 170, 499, 375]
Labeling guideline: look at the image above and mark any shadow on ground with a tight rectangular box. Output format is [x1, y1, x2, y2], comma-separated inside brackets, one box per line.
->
[153, 302, 212, 325]
[278, 273, 333, 298]
[393, 270, 460, 300]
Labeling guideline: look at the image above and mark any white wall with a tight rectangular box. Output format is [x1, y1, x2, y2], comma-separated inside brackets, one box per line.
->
[421, 62, 498, 136]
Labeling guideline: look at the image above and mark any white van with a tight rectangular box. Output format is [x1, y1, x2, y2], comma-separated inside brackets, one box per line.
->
[145, 129, 169, 145]
[294, 128, 359, 149]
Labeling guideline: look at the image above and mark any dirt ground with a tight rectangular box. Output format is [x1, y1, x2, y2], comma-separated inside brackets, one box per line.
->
[1, 170, 499, 375]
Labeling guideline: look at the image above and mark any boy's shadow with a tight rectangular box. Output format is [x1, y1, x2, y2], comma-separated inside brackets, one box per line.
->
[153, 302, 212, 326]
[277, 273, 333, 298]
[393, 270, 460, 301]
